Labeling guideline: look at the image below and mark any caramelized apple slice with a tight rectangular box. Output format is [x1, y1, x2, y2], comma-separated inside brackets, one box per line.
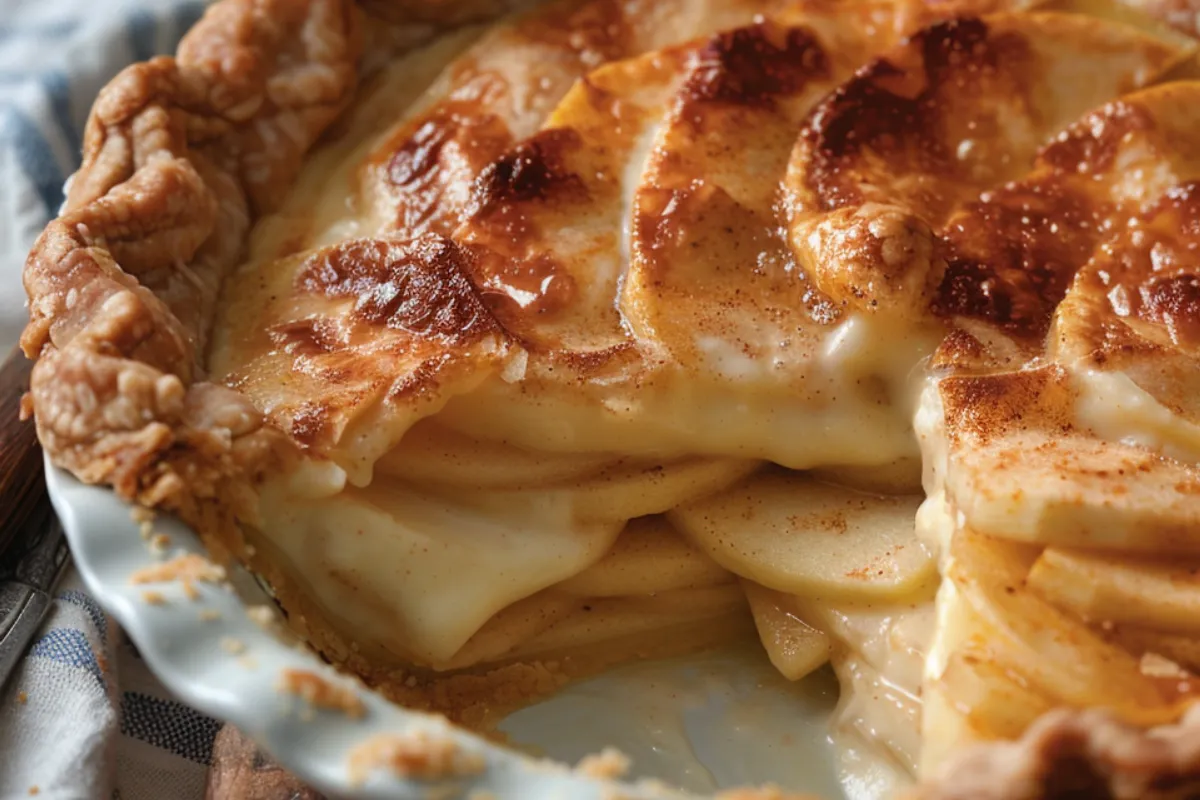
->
[785, 12, 1187, 318]
[211, 237, 514, 485]
[670, 470, 934, 601]
[365, 0, 798, 238]
[433, 46, 692, 454]
[619, 16, 938, 469]
[558, 516, 734, 597]
[742, 581, 833, 681]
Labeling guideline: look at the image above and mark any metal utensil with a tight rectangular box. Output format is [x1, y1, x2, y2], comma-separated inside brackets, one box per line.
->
[0, 349, 63, 690]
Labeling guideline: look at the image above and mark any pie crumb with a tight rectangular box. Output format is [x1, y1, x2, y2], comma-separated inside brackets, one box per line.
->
[27, 787, 38, 796]
[277, 668, 365, 718]
[347, 731, 484, 785]
[141, 590, 167, 605]
[199, 609, 221, 622]
[149, 533, 170, 554]
[246, 605, 278, 629]
[577, 747, 630, 779]
[130, 554, 225, 587]
[16, 691, 27, 705]
[220, 637, 246, 655]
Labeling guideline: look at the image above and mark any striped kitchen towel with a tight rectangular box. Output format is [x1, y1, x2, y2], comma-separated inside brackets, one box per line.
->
[0, 2, 223, 798]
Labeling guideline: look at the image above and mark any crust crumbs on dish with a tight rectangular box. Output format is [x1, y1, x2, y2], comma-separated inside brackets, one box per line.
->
[277, 667, 367, 718]
[575, 747, 632, 780]
[128, 553, 227, 586]
[347, 730, 487, 784]
[24, 0, 1200, 798]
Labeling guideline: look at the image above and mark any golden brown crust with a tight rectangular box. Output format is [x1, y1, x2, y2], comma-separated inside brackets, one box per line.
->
[357, 0, 531, 26]
[20, 0, 370, 558]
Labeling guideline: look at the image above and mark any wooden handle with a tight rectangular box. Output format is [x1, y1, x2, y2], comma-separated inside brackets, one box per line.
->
[206, 725, 326, 799]
[0, 350, 44, 568]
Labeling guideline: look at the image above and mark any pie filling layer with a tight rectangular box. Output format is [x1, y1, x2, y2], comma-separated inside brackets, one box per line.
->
[204, 0, 1200, 794]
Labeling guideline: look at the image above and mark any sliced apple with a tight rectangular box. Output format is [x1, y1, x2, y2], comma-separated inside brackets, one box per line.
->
[377, 419, 621, 490]
[670, 470, 934, 602]
[742, 581, 832, 681]
[424, 457, 759, 525]
[558, 516, 733, 598]
[1029, 547, 1200, 636]
[434, 590, 577, 671]
[939, 646, 1055, 741]
[948, 531, 1168, 712]
[1113, 627, 1200, 675]
[564, 458, 761, 523]
[504, 584, 751, 662]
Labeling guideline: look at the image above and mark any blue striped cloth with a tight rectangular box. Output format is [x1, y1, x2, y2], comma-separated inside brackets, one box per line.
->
[0, 2, 224, 798]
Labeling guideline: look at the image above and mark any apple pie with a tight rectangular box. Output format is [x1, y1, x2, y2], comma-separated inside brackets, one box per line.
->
[22, 0, 1200, 796]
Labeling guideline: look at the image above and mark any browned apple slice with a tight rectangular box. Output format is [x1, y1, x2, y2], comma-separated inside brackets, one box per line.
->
[785, 12, 1187, 321]
[211, 237, 515, 485]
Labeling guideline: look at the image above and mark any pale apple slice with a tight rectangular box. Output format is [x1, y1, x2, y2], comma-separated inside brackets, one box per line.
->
[1029, 547, 1200, 636]
[564, 459, 761, 523]
[669, 470, 934, 602]
[558, 516, 733, 598]
[504, 584, 751, 662]
[434, 590, 577, 671]
[919, 684, 987, 775]
[421, 457, 759, 525]
[947, 531, 1168, 712]
[259, 476, 625, 666]
[938, 646, 1056, 741]
[742, 581, 832, 681]
[377, 418, 622, 490]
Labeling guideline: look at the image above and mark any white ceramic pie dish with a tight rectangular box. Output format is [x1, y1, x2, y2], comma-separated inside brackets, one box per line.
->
[47, 458, 849, 800]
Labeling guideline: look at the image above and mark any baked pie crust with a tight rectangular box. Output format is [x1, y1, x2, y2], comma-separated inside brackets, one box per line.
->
[22, 0, 1200, 796]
